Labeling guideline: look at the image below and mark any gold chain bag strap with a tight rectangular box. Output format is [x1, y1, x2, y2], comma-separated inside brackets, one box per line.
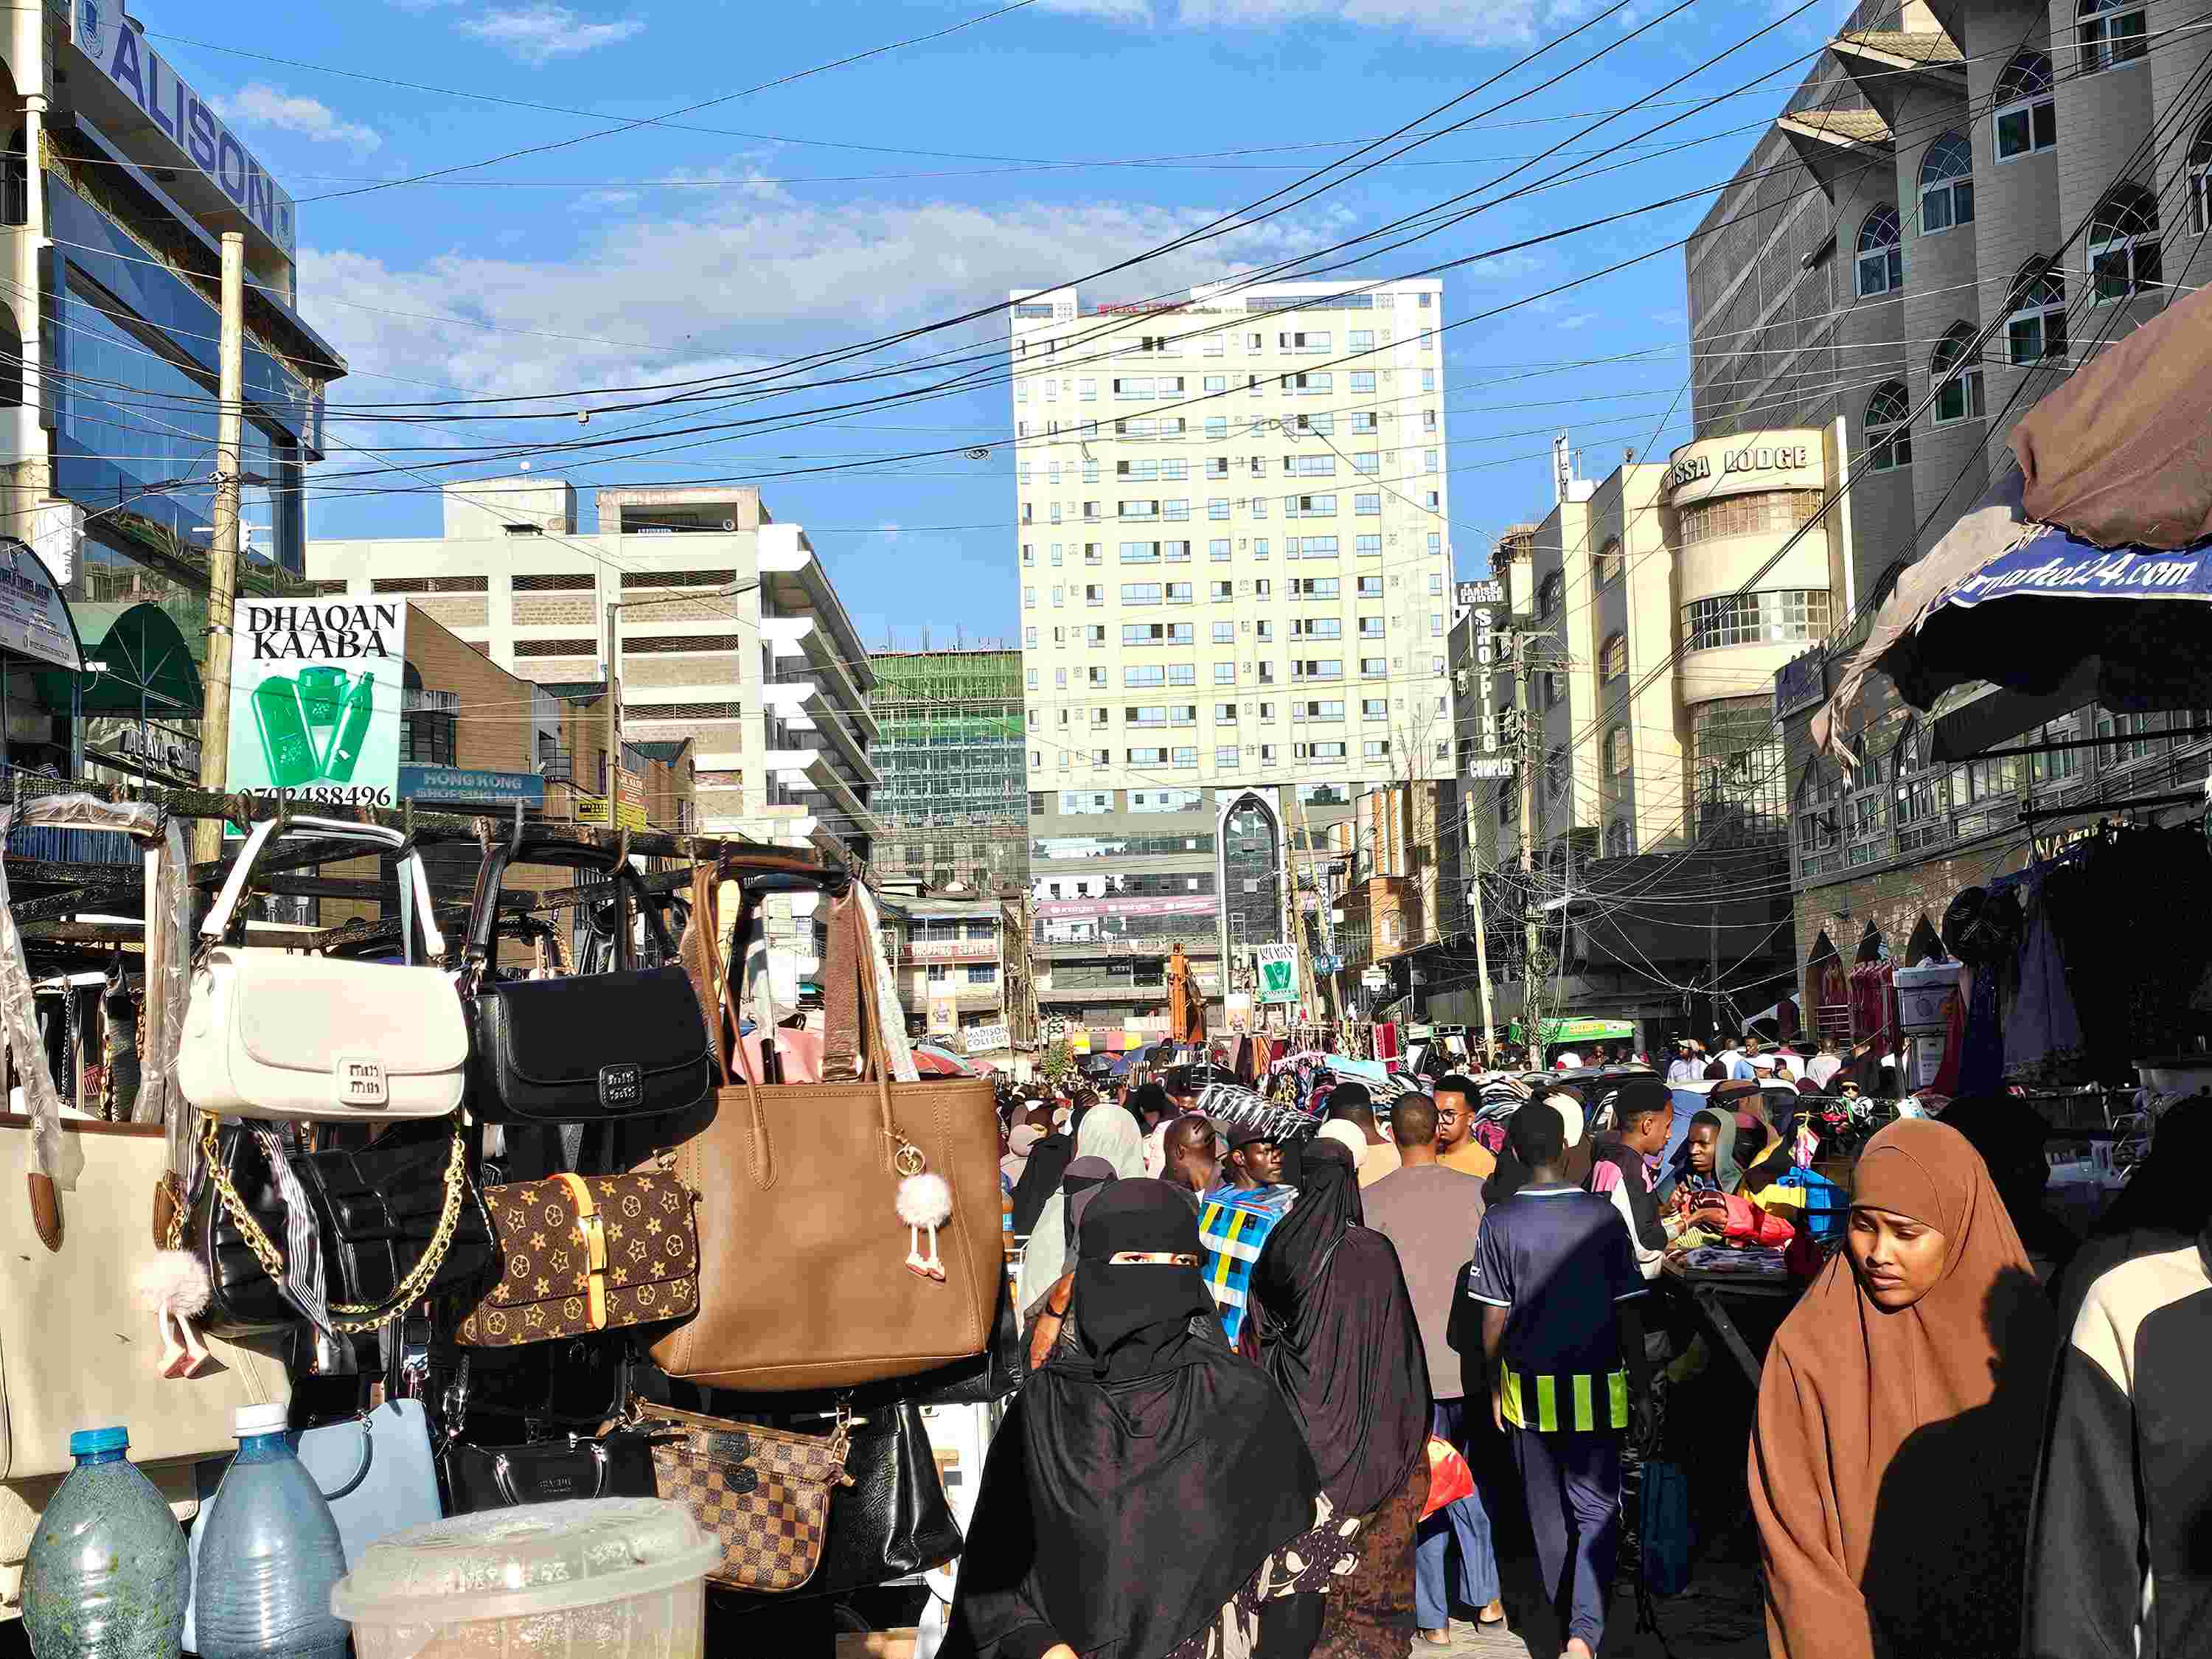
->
[630, 1402, 854, 1592]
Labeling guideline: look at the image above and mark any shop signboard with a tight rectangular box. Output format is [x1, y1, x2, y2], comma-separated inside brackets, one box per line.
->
[86, 717, 198, 783]
[1360, 966, 1389, 991]
[69, 0, 298, 257]
[1068, 1029, 1092, 1054]
[1466, 756, 1514, 780]
[963, 1022, 1009, 1054]
[226, 599, 405, 813]
[1255, 943, 1297, 1004]
[0, 540, 80, 674]
[1455, 580, 1504, 607]
[576, 767, 647, 830]
[399, 765, 545, 807]
[1509, 1016, 1635, 1045]
[1033, 893, 1214, 919]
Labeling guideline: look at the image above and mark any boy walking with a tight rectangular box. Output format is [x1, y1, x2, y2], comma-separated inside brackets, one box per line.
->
[1460, 1101, 1649, 1659]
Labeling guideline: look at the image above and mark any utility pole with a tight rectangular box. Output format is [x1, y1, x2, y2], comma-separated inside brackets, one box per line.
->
[192, 232, 246, 865]
[1513, 629, 1544, 1067]
[1467, 834, 1497, 1058]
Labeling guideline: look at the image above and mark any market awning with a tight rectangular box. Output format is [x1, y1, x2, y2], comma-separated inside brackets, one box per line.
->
[1925, 661, 2102, 763]
[1509, 1017, 1634, 1044]
[34, 602, 201, 714]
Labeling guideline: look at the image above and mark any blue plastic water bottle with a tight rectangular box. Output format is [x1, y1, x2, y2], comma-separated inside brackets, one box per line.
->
[191, 1405, 348, 1659]
[21, 1425, 190, 1659]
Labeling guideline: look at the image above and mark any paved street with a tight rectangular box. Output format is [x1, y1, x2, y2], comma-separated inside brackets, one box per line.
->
[1425, 1560, 1768, 1658]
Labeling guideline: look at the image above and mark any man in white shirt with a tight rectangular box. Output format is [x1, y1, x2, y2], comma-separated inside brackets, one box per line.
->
[1665, 1039, 1700, 1085]
[1806, 1039, 1844, 1091]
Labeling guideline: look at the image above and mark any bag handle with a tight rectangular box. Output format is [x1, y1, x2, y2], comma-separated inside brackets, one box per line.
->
[689, 868, 901, 1189]
[464, 832, 675, 977]
[197, 1112, 472, 1335]
[201, 817, 446, 964]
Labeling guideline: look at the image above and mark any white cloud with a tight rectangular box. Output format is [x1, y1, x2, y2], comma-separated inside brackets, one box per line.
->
[211, 84, 382, 153]
[1034, 0, 1155, 18]
[302, 194, 1349, 410]
[457, 4, 644, 64]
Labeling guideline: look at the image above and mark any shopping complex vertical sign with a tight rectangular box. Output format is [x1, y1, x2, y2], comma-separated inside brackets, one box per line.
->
[226, 600, 406, 810]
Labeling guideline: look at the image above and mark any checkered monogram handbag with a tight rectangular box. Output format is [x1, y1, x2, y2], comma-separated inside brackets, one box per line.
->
[633, 1402, 854, 1592]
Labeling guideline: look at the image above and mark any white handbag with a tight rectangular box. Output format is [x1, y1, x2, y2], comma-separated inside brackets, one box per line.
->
[176, 816, 470, 1124]
[1, 1116, 290, 1620]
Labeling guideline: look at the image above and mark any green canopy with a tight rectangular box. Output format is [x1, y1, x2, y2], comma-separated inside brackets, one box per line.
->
[37, 602, 203, 714]
[1509, 1017, 1635, 1046]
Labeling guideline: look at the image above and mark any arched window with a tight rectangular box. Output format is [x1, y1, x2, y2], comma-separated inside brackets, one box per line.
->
[1891, 717, 1951, 853]
[2191, 113, 2212, 235]
[1604, 818, 1632, 860]
[1994, 52, 2056, 159]
[1604, 725, 1631, 776]
[1865, 380, 1912, 470]
[2006, 258, 2067, 364]
[1856, 205, 1903, 297]
[1919, 133, 1975, 233]
[2090, 184, 2160, 300]
[1599, 633, 1628, 681]
[1795, 756, 1843, 878]
[1593, 538, 1623, 586]
[2079, 0, 2145, 74]
[1537, 571, 1563, 619]
[1931, 323, 1986, 425]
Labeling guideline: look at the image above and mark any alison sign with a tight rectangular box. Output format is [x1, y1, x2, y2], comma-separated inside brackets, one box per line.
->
[70, 0, 296, 257]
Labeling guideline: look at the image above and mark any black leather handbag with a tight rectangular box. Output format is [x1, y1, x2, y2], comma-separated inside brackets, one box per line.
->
[464, 835, 712, 1124]
[440, 1427, 660, 1514]
[900, 1267, 1023, 1408]
[722, 1400, 961, 1602]
[188, 1116, 498, 1338]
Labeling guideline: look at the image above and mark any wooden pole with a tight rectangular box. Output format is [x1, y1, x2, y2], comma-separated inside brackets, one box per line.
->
[192, 233, 246, 864]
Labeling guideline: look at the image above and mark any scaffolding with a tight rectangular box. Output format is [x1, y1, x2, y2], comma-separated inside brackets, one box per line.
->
[867, 648, 1028, 892]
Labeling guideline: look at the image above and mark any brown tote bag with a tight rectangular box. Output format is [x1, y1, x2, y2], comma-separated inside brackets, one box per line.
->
[647, 866, 1000, 1392]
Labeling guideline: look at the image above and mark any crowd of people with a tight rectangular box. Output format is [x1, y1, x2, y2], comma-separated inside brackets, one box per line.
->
[956, 1050, 2208, 1659]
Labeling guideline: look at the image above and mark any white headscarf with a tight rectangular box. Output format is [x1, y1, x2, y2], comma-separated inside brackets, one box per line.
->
[1001, 1123, 1043, 1187]
[1316, 1119, 1370, 1159]
[1018, 1104, 1148, 1309]
[1547, 1091, 1586, 1149]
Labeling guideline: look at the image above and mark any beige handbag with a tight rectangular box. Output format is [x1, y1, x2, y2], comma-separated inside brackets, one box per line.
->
[1, 1115, 288, 1618]
[177, 816, 468, 1123]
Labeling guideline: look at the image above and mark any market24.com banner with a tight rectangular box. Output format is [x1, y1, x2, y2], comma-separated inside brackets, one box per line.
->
[226, 599, 406, 810]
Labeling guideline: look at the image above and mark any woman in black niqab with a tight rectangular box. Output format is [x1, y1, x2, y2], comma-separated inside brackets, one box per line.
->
[1250, 1139, 1431, 1659]
[943, 1178, 1353, 1659]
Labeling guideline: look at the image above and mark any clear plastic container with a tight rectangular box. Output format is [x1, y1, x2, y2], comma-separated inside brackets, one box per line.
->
[195, 1404, 349, 1659]
[20, 1426, 189, 1659]
[330, 1499, 720, 1659]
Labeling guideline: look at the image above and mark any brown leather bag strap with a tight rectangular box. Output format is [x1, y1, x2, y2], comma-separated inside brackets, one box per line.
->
[821, 891, 863, 1085]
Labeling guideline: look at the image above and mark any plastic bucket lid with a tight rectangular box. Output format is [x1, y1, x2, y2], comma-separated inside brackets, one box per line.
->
[330, 1499, 720, 1627]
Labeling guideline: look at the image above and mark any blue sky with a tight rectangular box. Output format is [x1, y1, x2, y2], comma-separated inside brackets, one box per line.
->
[159, 0, 1855, 647]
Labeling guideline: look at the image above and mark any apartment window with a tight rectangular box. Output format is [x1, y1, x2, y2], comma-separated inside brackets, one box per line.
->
[1593, 538, 1623, 585]
[1290, 577, 1340, 599]
[1211, 587, 1233, 607]
[1599, 633, 1627, 681]
[2079, 0, 2145, 73]
[1423, 450, 1439, 474]
[1085, 584, 1105, 605]
[1537, 572, 1563, 620]
[1357, 574, 1382, 597]
[1254, 579, 1272, 597]
[1260, 745, 1278, 765]
[1544, 670, 1564, 710]
[1214, 661, 1237, 684]
[1357, 616, 1384, 638]
[1026, 668, 1039, 689]
[1049, 585, 1064, 607]
[1546, 744, 1569, 803]
[1173, 748, 1199, 769]
[1169, 663, 1197, 684]
[2089, 184, 2160, 300]
[1917, 133, 1975, 234]
[1128, 747, 1168, 765]
[1360, 657, 1387, 678]
[1350, 452, 1380, 476]
[1351, 411, 1377, 434]
[1298, 742, 1348, 762]
[1205, 416, 1228, 439]
[1206, 457, 1229, 480]
[1287, 536, 1338, 559]
[1279, 372, 1332, 394]
[1254, 619, 1273, 640]
[1089, 667, 1108, 686]
[1023, 585, 1037, 608]
[1126, 664, 1165, 687]
[1251, 498, 1267, 520]
[1208, 498, 1231, 520]
[1355, 535, 1382, 557]
[1025, 627, 1037, 647]
[1127, 706, 1167, 727]
[1363, 740, 1391, 760]
[1086, 625, 1106, 646]
[1994, 51, 2057, 159]
[1427, 532, 1441, 555]
[1122, 582, 1163, 605]
[1253, 538, 1270, 560]
[1203, 375, 1228, 394]
[1930, 323, 1986, 423]
[1215, 745, 1239, 768]
[2006, 259, 2068, 364]
[1294, 660, 1343, 681]
[1164, 499, 1190, 521]
[1084, 542, 1102, 564]
[1276, 330, 1331, 352]
[1078, 378, 1096, 401]
[1354, 493, 1382, 515]
[1865, 381, 1913, 470]
[1295, 700, 1344, 721]
[2188, 115, 2212, 235]
[1856, 204, 1903, 297]
[1680, 589, 1833, 649]
[1605, 726, 1631, 777]
[1285, 495, 1336, 518]
[1204, 333, 1225, 358]
[1362, 698, 1386, 720]
[1282, 454, 1335, 477]
[1083, 501, 1100, 521]
[1293, 618, 1342, 639]
[1349, 371, 1376, 393]
[1166, 582, 1194, 604]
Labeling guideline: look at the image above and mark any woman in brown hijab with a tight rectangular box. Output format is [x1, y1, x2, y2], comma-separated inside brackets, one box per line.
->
[1748, 1118, 2057, 1659]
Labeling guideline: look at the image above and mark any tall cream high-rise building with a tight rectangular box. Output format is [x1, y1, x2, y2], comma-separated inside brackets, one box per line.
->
[1006, 280, 1456, 1044]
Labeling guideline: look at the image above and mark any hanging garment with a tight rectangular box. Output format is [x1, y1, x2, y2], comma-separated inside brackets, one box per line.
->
[2003, 867, 2087, 1088]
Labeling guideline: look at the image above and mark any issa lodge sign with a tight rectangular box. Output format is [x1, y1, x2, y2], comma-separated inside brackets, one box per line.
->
[1661, 431, 1825, 507]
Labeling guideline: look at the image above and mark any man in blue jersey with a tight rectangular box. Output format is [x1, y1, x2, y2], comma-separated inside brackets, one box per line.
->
[1459, 1100, 1649, 1659]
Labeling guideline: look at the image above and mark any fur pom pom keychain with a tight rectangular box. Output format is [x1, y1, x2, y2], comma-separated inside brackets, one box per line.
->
[894, 1141, 952, 1281]
[133, 1251, 215, 1378]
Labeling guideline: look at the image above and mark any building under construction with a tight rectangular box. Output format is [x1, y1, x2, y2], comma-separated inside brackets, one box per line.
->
[867, 647, 1027, 894]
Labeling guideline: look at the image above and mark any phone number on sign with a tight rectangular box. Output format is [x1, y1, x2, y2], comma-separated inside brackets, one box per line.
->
[239, 785, 395, 809]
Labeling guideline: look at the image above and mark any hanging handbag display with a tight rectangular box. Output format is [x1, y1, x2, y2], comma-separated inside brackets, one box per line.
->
[644, 872, 1001, 1393]
[464, 832, 712, 1124]
[1, 1116, 291, 1618]
[901, 1266, 1023, 1408]
[177, 817, 467, 1123]
[439, 1427, 660, 1515]
[717, 1401, 961, 1604]
[456, 1166, 698, 1346]
[187, 1113, 497, 1337]
[630, 1402, 853, 1593]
